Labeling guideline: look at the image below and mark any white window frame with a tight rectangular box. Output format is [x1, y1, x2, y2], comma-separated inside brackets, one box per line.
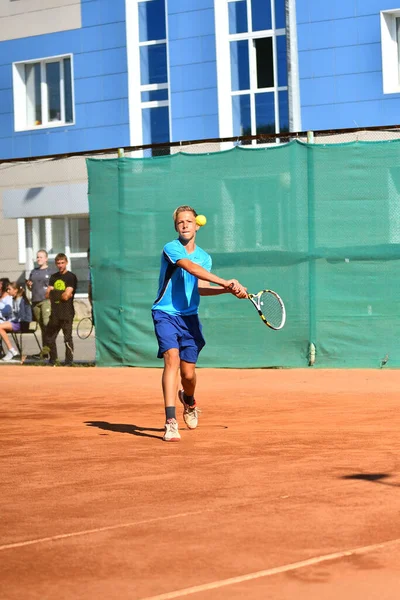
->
[141, 82, 169, 108]
[22, 216, 89, 298]
[381, 9, 400, 94]
[17, 218, 26, 265]
[12, 54, 75, 132]
[215, 0, 288, 143]
[126, 0, 170, 153]
[138, 12, 169, 149]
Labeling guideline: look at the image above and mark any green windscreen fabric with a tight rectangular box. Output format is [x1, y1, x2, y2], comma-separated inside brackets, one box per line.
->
[87, 140, 400, 368]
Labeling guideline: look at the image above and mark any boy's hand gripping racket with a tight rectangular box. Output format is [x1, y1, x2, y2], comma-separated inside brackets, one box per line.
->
[248, 289, 286, 330]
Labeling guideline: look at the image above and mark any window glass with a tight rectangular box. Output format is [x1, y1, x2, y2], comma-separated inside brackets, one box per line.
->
[49, 218, 65, 254]
[69, 256, 88, 294]
[229, 1, 248, 34]
[255, 91, 275, 135]
[255, 37, 274, 88]
[25, 63, 41, 126]
[278, 90, 289, 133]
[139, 0, 166, 42]
[63, 57, 73, 123]
[251, 0, 272, 32]
[232, 94, 251, 136]
[142, 106, 169, 145]
[230, 40, 250, 91]
[46, 62, 61, 121]
[141, 88, 168, 102]
[140, 43, 167, 85]
[276, 35, 287, 87]
[21, 56, 74, 129]
[275, 0, 285, 29]
[70, 218, 89, 253]
[38, 219, 46, 250]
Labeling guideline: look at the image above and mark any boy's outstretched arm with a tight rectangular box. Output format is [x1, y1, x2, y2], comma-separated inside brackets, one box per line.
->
[176, 258, 247, 298]
[198, 281, 247, 297]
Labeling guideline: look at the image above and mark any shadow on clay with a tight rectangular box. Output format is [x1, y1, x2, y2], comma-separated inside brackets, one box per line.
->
[340, 473, 400, 487]
[84, 420, 164, 440]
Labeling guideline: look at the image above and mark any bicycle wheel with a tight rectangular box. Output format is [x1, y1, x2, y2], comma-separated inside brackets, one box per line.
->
[77, 317, 93, 340]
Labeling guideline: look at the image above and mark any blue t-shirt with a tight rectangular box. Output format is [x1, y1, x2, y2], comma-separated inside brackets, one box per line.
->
[152, 239, 212, 316]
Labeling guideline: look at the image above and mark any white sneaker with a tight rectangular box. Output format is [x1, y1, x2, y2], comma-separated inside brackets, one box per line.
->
[163, 418, 181, 442]
[2, 348, 18, 362]
[178, 390, 200, 429]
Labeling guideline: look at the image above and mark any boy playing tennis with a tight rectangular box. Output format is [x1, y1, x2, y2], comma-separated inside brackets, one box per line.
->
[152, 205, 247, 442]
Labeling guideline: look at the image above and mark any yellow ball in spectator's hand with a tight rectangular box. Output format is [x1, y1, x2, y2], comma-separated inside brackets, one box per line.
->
[196, 214, 207, 226]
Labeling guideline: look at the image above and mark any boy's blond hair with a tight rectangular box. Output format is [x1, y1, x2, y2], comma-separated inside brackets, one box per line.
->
[172, 205, 198, 224]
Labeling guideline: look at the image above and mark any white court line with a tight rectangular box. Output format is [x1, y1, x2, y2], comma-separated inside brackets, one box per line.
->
[140, 537, 400, 600]
[0, 508, 214, 551]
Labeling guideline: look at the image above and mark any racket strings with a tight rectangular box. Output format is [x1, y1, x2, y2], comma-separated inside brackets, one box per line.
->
[260, 292, 284, 328]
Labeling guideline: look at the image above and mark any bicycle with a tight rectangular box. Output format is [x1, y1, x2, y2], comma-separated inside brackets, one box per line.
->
[76, 316, 94, 340]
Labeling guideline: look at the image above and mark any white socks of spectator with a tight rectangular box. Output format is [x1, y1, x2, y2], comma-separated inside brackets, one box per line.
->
[2, 347, 18, 361]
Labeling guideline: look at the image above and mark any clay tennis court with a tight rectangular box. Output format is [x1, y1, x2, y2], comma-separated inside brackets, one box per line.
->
[1, 366, 400, 599]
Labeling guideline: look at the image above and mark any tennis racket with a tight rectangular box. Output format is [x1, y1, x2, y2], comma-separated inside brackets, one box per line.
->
[248, 289, 286, 330]
[77, 316, 94, 339]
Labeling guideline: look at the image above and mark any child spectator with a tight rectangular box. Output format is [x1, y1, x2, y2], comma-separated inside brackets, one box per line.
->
[0, 278, 12, 321]
[0, 282, 32, 361]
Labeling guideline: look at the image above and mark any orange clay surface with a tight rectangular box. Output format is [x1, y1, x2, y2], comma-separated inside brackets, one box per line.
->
[1, 367, 400, 600]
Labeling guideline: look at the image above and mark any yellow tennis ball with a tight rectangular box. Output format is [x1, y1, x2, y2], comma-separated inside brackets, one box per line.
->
[196, 214, 207, 226]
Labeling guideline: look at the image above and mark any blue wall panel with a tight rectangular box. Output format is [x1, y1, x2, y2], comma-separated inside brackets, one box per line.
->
[383, 97, 400, 121]
[169, 35, 216, 65]
[300, 77, 336, 106]
[0, 113, 13, 138]
[65, 128, 87, 153]
[0, 89, 13, 114]
[74, 50, 104, 78]
[0, 0, 130, 159]
[298, 0, 400, 131]
[355, 0, 397, 16]
[0, 64, 12, 90]
[103, 73, 128, 100]
[168, 2, 218, 142]
[335, 72, 384, 103]
[357, 15, 381, 44]
[12, 133, 34, 158]
[300, 49, 335, 78]
[335, 43, 381, 74]
[307, 21, 337, 49]
[171, 88, 218, 119]
[172, 114, 219, 141]
[169, 9, 216, 40]
[170, 61, 217, 92]
[168, 0, 214, 15]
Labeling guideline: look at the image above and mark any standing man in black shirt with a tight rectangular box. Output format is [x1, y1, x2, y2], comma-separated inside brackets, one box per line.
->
[46, 253, 78, 366]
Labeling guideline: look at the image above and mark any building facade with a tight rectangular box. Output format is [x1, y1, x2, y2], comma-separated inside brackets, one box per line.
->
[0, 0, 399, 288]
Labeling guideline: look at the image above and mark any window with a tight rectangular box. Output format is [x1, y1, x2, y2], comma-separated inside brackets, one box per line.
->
[138, 0, 170, 156]
[24, 217, 89, 294]
[139, 0, 166, 41]
[13, 55, 74, 131]
[228, 0, 287, 142]
[381, 10, 400, 94]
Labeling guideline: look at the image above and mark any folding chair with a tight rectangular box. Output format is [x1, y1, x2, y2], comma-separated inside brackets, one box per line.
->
[11, 321, 42, 361]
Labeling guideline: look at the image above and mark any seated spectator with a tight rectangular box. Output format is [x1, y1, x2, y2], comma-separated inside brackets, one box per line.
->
[0, 282, 32, 362]
[0, 278, 12, 321]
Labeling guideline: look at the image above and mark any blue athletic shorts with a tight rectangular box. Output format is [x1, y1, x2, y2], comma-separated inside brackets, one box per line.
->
[152, 310, 205, 363]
